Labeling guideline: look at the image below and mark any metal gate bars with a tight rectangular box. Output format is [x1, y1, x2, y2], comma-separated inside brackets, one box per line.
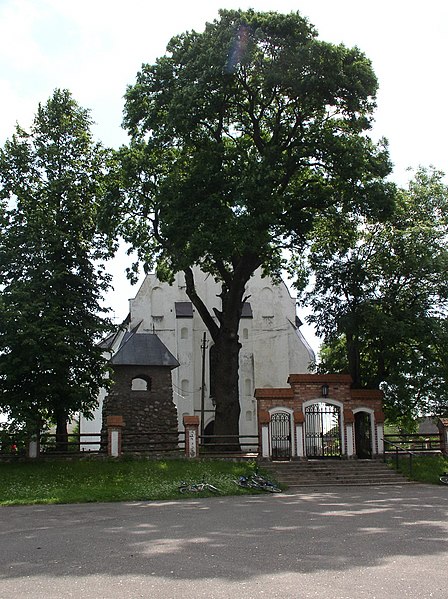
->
[271, 412, 291, 460]
[305, 403, 342, 458]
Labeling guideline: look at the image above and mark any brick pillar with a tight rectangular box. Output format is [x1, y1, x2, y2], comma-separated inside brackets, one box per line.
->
[27, 433, 40, 459]
[294, 411, 305, 458]
[184, 415, 200, 458]
[258, 410, 270, 458]
[344, 409, 355, 457]
[375, 410, 386, 456]
[107, 415, 124, 457]
[437, 418, 448, 455]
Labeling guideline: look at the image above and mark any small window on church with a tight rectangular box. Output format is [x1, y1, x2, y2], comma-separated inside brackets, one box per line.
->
[131, 376, 151, 391]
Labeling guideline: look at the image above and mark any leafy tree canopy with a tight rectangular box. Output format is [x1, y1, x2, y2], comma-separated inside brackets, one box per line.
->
[0, 89, 113, 437]
[298, 167, 448, 427]
[119, 9, 394, 277]
[107, 9, 395, 438]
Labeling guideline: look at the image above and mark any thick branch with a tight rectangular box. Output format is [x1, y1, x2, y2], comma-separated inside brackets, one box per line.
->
[184, 267, 220, 341]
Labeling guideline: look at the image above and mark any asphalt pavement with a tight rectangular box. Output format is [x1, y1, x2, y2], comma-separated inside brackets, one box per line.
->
[0, 484, 447, 598]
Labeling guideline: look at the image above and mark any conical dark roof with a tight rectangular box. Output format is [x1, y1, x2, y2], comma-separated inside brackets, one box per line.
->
[111, 332, 179, 369]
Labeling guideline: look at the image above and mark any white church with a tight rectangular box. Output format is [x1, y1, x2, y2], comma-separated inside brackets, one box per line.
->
[80, 268, 315, 440]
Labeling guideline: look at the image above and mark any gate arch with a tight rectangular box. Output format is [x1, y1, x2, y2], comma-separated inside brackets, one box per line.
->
[269, 408, 293, 460]
[353, 408, 374, 458]
[304, 400, 343, 458]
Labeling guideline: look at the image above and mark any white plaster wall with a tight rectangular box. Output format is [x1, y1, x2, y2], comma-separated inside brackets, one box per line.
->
[84, 268, 314, 438]
[79, 331, 125, 448]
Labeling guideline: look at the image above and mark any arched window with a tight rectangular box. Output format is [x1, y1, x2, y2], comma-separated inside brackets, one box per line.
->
[131, 376, 151, 391]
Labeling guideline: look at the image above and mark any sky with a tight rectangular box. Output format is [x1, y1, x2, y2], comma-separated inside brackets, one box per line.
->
[1, 0, 447, 350]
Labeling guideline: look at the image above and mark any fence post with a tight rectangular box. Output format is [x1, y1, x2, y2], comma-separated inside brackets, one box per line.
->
[183, 416, 199, 458]
[437, 418, 448, 455]
[344, 410, 355, 458]
[27, 432, 40, 459]
[293, 411, 305, 458]
[107, 416, 124, 457]
[258, 411, 271, 459]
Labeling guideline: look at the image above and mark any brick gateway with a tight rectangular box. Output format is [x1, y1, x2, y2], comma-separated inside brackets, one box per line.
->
[255, 374, 385, 460]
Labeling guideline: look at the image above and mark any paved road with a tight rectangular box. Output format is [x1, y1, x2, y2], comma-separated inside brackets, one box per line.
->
[0, 484, 447, 599]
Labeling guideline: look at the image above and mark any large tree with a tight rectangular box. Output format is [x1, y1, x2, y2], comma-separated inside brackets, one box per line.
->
[0, 89, 112, 445]
[299, 167, 448, 426]
[110, 9, 395, 441]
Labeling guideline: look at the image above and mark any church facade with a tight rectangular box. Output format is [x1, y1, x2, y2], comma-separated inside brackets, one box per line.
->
[80, 268, 315, 440]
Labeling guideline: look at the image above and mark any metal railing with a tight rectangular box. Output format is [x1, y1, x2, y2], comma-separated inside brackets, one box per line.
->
[383, 438, 419, 476]
[382, 433, 444, 478]
[1, 429, 258, 460]
[40, 432, 106, 456]
[121, 431, 185, 455]
[198, 434, 259, 457]
[383, 433, 441, 452]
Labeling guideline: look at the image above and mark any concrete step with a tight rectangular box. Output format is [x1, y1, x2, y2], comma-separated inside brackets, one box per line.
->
[261, 460, 412, 487]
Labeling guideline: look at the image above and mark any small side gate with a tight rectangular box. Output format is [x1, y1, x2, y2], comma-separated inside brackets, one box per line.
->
[305, 403, 342, 458]
[271, 412, 291, 460]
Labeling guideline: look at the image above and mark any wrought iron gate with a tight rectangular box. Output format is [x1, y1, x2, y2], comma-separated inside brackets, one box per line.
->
[271, 412, 291, 460]
[305, 403, 342, 458]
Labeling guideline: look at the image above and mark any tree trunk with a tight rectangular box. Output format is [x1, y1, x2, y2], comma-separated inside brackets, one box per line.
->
[212, 329, 242, 451]
[346, 331, 362, 388]
[183, 258, 260, 451]
[55, 410, 69, 453]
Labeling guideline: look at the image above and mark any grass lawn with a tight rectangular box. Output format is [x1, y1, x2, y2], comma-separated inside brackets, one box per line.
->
[392, 454, 448, 484]
[0, 458, 266, 506]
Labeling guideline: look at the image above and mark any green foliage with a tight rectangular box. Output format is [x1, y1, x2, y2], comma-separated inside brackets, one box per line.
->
[392, 455, 448, 484]
[0, 459, 263, 505]
[106, 9, 394, 436]
[300, 167, 448, 423]
[0, 89, 113, 432]
[116, 9, 393, 281]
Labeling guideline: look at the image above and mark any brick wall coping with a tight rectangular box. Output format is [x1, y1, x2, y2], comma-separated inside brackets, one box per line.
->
[183, 415, 200, 426]
[106, 415, 124, 427]
[254, 388, 294, 399]
[288, 374, 353, 384]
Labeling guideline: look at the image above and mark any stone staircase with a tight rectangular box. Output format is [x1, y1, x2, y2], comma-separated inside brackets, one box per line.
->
[261, 459, 413, 488]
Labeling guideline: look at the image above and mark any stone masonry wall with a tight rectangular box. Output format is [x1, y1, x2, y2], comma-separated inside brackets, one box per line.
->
[101, 365, 179, 453]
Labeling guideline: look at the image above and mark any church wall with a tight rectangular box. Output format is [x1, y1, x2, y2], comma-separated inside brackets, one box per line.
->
[83, 268, 314, 438]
